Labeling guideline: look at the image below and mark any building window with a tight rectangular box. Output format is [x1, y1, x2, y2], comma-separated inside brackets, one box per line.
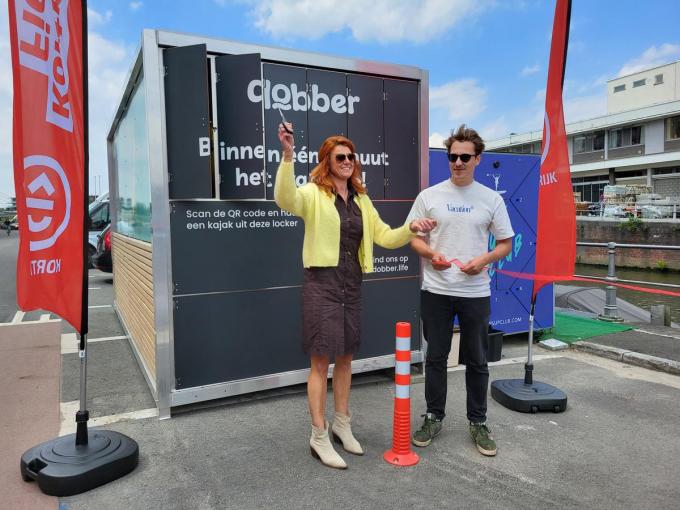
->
[574, 131, 605, 153]
[654, 74, 664, 85]
[613, 84, 625, 93]
[631, 125, 642, 145]
[593, 131, 604, 151]
[633, 79, 646, 88]
[667, 116, 680, 140]
[608, 125, 644, 148]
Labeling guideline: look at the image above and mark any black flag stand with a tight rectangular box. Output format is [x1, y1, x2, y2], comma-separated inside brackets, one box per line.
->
[20, 1, 139, 496]
[490, 291, 568, 413]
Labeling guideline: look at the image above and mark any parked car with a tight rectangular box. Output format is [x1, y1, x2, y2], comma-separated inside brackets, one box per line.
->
[93, 224, 112, 273]
[87, 193, 110, 267]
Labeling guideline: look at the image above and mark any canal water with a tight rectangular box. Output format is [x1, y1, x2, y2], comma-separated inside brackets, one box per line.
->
[572, 264, 680, 324]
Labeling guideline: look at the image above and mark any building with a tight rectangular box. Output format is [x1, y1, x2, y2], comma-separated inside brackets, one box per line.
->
[486, 61, 680, 203]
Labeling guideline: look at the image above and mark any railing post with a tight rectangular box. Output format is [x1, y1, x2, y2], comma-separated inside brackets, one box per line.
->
[598, 242, 623, 322]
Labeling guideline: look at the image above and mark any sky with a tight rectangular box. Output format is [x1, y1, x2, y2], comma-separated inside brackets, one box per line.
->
[1, 0, 679, 205]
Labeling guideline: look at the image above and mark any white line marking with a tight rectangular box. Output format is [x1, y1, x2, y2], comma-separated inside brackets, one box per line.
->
[61, 333, 127, 354]
[88, 304, 111, 309]
[88, 287, 101, 290]
[446, 353, 563, 373]
[11, 311, 25, 323]
[634, 328, 680, 341]
[89, 335, 127, 342]
[59, 402, 158, 436]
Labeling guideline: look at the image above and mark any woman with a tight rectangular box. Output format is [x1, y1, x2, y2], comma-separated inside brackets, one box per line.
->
[274, 123, 436, 469]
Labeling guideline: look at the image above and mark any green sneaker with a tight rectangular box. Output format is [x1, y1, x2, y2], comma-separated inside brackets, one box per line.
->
[412, 413, 442, 447]
[469, 422, 497, 456]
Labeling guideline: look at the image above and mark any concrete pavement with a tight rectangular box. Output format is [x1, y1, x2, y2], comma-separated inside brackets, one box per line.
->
[3, 234, 680, 508]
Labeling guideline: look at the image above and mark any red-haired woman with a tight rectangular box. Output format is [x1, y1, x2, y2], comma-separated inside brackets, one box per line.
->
[275, 123, 436, 469]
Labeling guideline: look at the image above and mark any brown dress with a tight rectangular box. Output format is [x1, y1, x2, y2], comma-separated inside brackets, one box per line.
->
[302, 187, 363, 357]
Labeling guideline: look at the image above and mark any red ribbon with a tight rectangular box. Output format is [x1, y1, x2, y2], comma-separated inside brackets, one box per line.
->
[496, 269, 680, 298]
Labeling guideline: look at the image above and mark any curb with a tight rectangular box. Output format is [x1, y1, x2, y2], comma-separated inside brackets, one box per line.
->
[571, 341, 680, 376]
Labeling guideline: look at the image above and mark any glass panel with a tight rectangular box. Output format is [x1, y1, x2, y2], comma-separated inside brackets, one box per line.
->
[574, 136, 586, 154]
[622, 127, 631, 146]
[582, 185, 592, 203]
[667, 116, 680, 140]
[609, 129, 622, 148]
[631, 126, 642, 145]
[633, 79, 646, 88]
[112, 73, 152, 242]
[613, 84, 625, 92]
[593, 131, 604, 151]
[89, 202, 109, 230]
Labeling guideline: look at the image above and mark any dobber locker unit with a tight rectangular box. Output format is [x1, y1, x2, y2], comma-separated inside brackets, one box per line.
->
[107, 30, 430, 418]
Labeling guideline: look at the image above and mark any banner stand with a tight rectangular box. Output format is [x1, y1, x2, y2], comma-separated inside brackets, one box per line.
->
[490, 298, 567, 413]
[20, 333, 139, 497]
[13, 1, 139, 496]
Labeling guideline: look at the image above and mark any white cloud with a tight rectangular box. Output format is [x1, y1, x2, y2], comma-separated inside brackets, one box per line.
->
[479, 117, 510, 141]
[430, 79, 487, 122]
[249, 0, 488, 44]
[618, 43, 680, 76]
[563, 92, 606, 123]
[129, 2, 143, 11]
[86, 33, 134, 194]
[0, 1, 133, 200]
[429, 132, 446, 149]
[520, 64, 540, 77]
[87, 7, 113, 27]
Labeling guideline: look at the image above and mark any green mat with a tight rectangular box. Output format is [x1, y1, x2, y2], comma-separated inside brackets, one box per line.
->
[547, 312, 632, 343]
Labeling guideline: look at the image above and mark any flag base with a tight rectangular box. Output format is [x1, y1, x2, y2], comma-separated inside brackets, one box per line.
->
[491, 379, 567, 413]
[20, 430, 138, 497]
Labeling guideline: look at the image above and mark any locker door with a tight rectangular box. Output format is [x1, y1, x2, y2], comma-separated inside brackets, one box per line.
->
[215, 53, 266, 199]
[384, 79, 419, 200]
[262, 63, 308, 200]
[163, 44, 213, 199]
[347, 75, 384, 199]
[306, 69, 347, 164]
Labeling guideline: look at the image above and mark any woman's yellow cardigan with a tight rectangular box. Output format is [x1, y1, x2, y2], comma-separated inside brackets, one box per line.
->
[274, 160, 414, 273]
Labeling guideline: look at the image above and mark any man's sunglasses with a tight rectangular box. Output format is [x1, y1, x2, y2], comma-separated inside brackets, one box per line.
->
[334, 153, 356, 163]
[448, 153, 475, 163]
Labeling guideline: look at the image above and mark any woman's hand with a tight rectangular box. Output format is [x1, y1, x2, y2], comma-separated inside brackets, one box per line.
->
[278, 122, 294, 161]
[409, 218, 437, 233]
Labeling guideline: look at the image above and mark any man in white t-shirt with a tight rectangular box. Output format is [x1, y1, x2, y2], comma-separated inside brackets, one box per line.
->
[406, 125, 514, 457]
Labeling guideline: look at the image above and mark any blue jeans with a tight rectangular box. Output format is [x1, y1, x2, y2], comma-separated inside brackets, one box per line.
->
[421, 290, 490, 423]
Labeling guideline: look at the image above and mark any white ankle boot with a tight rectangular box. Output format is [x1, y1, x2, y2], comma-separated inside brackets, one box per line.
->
[331, 411, 364, 455]
[310, 421, 347, 469]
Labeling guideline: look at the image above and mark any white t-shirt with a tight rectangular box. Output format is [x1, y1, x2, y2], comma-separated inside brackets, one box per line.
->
[407, 178, 514, 298]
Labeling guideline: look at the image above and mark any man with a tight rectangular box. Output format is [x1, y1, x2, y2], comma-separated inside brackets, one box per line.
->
[406, 125, 514, 456]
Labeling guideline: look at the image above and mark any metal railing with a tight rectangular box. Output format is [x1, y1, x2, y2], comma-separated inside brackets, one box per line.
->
[575, 202, 680, 219]
[574, 241, 679, 322]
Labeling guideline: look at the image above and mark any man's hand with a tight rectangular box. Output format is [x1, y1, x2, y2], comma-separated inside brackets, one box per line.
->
[460, 255, 489, 275]
[431, 252, 452, 271]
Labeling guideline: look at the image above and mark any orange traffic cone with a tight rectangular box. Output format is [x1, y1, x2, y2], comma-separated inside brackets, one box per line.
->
[383, 322, 419, 467]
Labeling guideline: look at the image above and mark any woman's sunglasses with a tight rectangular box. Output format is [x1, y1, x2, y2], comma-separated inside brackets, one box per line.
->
[334, 153, 356, 163]
[448, 153, 475, 163]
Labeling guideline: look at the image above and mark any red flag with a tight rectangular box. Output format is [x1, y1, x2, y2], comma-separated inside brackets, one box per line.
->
[533, 0, 575, 300]
[9, 0, 87, 333]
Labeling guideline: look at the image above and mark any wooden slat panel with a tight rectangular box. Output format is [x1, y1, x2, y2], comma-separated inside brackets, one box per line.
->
[112, 234, 156, 380]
